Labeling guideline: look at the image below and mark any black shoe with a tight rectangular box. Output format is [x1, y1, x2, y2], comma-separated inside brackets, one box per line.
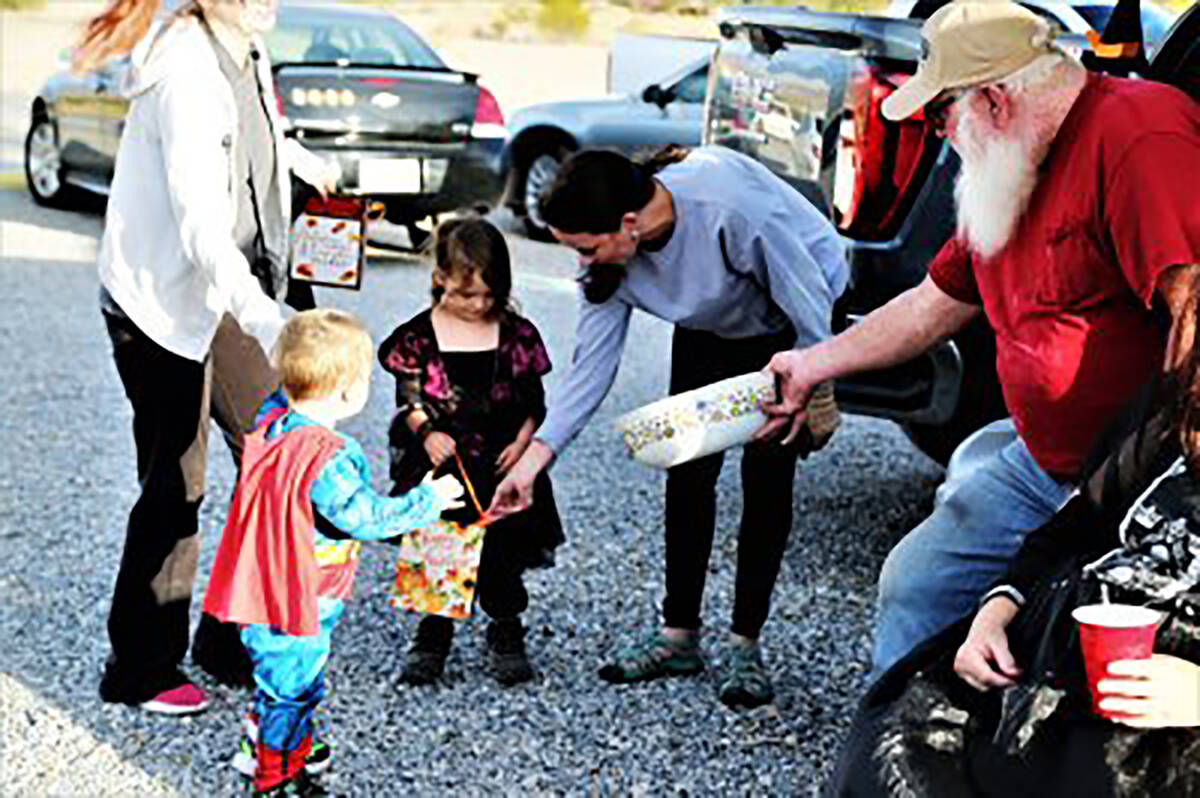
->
[486, 618, 535, 686]
[192, 613, 255, 689]
[99, 658, 191, 706]
[400, 615, 454, 686]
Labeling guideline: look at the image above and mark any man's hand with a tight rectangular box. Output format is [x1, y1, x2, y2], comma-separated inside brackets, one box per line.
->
[755, 277, 981, 445]
[756, 349, 816, 445]
[954, 597, 1022, 691]
[1098, 654, 1200, 728]
[488, 439, 553, 520]
[423, 431, 456, 468]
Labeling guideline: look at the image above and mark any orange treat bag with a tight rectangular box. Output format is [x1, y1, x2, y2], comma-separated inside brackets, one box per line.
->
[390, 453, 489, 619]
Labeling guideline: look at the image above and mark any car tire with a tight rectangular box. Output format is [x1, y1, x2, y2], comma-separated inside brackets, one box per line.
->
[902, 317, 1007, 466]
[520, 146, 570, 242]
[406, 222, 431, 251]
[24, 114, 73, 208]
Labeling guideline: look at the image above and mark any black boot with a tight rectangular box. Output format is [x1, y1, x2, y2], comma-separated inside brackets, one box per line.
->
[400, 615, 454, 686]
[486, 618, 535, 686]
[192, 612, 255, 689]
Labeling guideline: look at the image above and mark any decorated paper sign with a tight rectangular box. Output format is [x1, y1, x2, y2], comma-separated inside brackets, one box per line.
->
[289, 196, 366, 290]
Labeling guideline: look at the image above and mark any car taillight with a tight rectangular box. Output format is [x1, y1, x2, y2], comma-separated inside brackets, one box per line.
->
[286, 87, 358, 108]
[272, 79, 290, 129]
[834, 68, 939, 240]
[471, 85, 505, 139]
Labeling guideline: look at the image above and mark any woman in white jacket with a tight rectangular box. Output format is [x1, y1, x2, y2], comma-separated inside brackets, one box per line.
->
[77, 0, 337, 715]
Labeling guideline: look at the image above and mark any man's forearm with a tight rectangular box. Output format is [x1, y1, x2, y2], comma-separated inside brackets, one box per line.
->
[799, 275, 980, 385]
[1159, 264, 1200, 372]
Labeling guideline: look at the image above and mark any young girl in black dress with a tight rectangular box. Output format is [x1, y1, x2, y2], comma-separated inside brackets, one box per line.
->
[378, 217, 563, 685]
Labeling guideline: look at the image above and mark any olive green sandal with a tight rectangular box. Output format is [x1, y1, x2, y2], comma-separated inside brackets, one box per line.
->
[598, 632, 705, 684]
[718, 641, 775, 709]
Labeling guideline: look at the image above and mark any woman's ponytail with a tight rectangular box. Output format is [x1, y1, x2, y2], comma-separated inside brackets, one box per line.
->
[74, 0, 162, 73]
[538, 144, 691, 236]
[636, 144, 690, 175]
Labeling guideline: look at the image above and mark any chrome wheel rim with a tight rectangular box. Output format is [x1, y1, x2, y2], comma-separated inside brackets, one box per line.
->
[27, 121, 62, 199]
[524, 153, 561, 232]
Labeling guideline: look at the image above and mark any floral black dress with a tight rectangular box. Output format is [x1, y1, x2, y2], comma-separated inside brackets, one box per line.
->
[378, 309, 564, 578]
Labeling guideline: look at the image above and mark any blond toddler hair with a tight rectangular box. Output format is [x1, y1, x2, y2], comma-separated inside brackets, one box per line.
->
[272, 310, 373, 402]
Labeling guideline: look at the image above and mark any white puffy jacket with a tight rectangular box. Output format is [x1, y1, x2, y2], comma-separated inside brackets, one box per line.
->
[98, 14, 325, 362]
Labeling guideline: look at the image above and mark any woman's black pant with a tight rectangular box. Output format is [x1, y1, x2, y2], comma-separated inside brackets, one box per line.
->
[662, 325, 800, 640]
[99, 311, 275, 703]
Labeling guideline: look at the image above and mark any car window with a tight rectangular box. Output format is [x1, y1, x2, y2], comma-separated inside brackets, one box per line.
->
[672, 65, 710, 104]
[266, 13, 444, 68]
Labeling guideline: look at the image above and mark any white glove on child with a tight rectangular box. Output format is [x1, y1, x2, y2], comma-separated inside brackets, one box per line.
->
[422, 471, 465, 512]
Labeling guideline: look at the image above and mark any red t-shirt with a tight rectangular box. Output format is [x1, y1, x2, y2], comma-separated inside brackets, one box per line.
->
[930, 74, 1200, 479]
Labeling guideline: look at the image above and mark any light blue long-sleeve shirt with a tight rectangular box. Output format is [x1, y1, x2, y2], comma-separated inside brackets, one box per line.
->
[536, 146, 849, 454]
[256, 391, 443, 544]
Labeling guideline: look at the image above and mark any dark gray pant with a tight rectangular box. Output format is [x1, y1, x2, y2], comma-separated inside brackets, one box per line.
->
[662, 325, 801, 640]
[100, 311, 276, 703]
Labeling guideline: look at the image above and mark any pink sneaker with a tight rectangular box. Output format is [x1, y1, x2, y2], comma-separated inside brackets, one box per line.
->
[139, 682, 210, 716]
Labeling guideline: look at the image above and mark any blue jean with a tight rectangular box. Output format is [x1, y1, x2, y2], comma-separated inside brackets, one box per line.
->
[240, 598, 343, 752]
[871, 436, 1073, 678]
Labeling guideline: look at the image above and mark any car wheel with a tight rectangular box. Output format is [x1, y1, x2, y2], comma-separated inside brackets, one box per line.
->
[405, 222, 431, 251]
[25, 115, 72, 208]
[521, 148, 568, 242]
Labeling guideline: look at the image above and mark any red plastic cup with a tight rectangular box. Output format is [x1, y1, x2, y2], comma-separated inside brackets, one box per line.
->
[1072, 603, 1160, 719]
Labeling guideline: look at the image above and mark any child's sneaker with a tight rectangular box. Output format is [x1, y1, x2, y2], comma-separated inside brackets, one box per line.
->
[399, 615, 454, 685]
[231, 737, 333, 778]
[252, 769, 327, 797]
[598, 631, 705, 684]
[231, 714, 333, 778]
[139, 682, 210, 715]
[485, 619, 535, 686]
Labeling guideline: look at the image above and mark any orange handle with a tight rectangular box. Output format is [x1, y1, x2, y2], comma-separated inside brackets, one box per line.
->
[454, 452, 486, 523]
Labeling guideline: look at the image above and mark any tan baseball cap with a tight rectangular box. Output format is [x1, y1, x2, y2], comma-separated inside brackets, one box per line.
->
[881, 1, 1060, 122]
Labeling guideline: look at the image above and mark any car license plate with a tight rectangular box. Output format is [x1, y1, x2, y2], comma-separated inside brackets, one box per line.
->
[357, 158, 421, 194]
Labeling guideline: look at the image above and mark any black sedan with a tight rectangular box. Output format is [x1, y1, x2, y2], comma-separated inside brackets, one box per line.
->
[25, 3, 505, 241]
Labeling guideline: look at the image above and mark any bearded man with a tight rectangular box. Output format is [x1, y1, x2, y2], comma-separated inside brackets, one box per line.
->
[762, 0, 1200, 678]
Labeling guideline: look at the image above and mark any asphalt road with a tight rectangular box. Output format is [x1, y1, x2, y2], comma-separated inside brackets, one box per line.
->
[0, 186, 944, 795]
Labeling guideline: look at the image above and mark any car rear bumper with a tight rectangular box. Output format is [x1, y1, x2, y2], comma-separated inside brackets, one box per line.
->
[297, 135, 504, 219]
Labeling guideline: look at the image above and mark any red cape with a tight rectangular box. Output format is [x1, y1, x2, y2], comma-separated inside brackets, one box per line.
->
[203, 418, 343, 637]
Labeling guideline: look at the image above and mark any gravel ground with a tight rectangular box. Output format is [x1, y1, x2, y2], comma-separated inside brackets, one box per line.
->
[0, 193, 944, 795]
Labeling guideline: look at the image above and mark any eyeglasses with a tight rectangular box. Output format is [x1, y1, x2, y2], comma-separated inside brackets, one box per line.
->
[925, 89, 966, 128]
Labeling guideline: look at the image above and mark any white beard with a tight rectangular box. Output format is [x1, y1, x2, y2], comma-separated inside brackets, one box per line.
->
[952, 105, 1042, 260]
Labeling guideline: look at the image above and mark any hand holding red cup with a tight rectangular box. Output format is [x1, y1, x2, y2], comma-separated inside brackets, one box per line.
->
[1072, 603, 1159, 719]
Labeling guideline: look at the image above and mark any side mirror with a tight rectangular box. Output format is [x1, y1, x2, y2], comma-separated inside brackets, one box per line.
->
[642, 84, 675, 108]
